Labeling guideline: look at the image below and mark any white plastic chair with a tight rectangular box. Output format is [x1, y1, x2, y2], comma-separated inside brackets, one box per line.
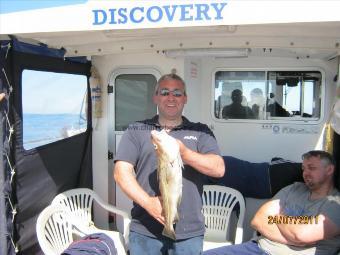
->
[202, 185, 245, 251]
[51, 188, 131, 254]
[36, 204, 74, 255]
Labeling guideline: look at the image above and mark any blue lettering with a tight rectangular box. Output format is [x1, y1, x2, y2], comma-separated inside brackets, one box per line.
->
[118, 8, 128, 24]
[130, 7, 144, 23]
[211, 3, 227, 20]
[108, 9, 117, 24]
[163, 5, 178, 22]
[147, 6, 163, 22]
[179, 4, 193, 21]
[92, 3, 227, 27]
[195, 4, 210, 21]
[92, 9, 107, 25]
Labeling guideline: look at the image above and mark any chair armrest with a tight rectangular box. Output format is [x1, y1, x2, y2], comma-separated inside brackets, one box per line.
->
[96, 199, 131, 220]
[234, 227, 243, 244]
[92, 193, 131, 242]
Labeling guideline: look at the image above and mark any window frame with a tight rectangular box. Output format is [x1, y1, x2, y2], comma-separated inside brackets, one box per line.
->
[21, 69, 89, 150]
[109, 67, 161, 135]
[212, 67, 325, 124]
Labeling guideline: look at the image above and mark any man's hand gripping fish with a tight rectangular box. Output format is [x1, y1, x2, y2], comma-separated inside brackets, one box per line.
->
[151, 129, 183, 240]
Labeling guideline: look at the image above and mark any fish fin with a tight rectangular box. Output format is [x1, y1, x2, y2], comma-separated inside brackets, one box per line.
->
[174, 195, 182, 223]
[177, 153, 184, 169]
[174, 212, 180, 223]
[162, 227, 176, 240]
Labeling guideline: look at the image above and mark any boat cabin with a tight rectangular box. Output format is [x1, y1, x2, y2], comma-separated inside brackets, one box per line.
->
[1, 1, 340, 254]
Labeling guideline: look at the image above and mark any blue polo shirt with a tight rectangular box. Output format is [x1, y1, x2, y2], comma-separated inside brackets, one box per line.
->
[114, 115, 221, 240]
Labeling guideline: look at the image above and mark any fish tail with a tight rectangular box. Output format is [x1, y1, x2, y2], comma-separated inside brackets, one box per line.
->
[162, 227, 176, 240]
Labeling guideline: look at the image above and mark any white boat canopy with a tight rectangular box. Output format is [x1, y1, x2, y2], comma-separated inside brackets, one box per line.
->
[1, 0, 340, 34]
[1, 0, 340, 58]
[0, 0, 340, 34]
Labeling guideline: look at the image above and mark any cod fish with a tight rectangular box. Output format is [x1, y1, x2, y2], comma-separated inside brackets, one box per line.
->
[151, 129, 183, 240]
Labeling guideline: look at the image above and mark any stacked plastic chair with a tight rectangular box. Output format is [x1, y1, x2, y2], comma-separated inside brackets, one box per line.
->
[202, 185, 245, 251]
[36, 188, 131, 255]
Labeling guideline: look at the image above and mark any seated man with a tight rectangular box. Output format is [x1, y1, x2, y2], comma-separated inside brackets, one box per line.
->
[204, 150, 340, 255]
[222, 89, 254, 119]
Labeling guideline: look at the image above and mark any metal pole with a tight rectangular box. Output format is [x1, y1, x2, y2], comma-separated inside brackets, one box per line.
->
[0, 110, 8, 255]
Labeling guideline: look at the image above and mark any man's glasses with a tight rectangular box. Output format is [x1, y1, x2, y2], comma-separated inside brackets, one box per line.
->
[158, 88, 185, 97]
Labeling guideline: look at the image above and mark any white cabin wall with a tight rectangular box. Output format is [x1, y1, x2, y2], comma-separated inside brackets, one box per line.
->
[90, 55, 110, 228]
[183, 59, 203, 122]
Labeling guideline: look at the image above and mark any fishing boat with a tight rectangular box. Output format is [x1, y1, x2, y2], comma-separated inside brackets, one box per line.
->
[0, 0, 339, 254]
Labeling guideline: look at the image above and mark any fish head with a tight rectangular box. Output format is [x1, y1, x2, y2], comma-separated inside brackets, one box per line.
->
[151, 129, 179, 160]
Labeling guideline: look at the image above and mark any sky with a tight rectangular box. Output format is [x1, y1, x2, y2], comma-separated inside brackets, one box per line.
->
[0, 0, 87, 14]
[22, 70, 87, 114]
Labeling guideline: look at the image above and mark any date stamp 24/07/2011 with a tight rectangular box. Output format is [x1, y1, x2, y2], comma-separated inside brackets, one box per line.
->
[268, 215, 319, 225]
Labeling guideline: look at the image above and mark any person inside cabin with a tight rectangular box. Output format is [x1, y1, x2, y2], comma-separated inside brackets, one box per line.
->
[204, 150, 340, 255]
[113, 73, 225, 255]
[216, 82, 247, 118]
[222, 89, 255, 119]
[249, 88, 265, 119]
[267, 92, 290, 117]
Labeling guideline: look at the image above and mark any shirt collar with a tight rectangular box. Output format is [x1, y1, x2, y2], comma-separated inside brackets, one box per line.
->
[140, 115, 193, 130]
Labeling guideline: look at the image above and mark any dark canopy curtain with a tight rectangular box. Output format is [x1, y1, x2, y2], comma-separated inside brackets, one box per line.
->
[1, 38, 93, 255]
[0, 40, 15, 255]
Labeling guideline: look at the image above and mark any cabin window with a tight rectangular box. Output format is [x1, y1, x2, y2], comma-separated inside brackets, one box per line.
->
[267, 71, 322, 119]
[22, 70, 88, 150]
[214, 70, 322, 121]
[115, 74, 157, 131]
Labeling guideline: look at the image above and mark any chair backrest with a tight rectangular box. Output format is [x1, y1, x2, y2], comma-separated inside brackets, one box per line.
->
[36, 204, 73, 255]
[202, 185, 245, 244]
[52, 188, 131, 246]
[52, 188, 95, 226]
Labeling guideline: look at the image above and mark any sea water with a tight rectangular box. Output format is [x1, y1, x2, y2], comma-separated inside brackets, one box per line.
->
[23, 113, 87, 150]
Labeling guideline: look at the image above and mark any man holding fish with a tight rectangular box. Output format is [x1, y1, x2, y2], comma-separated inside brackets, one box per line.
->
[114, 73, 225, 255]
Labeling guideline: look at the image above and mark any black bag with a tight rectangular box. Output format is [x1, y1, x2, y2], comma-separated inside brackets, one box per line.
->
[269, 158, 303, 195]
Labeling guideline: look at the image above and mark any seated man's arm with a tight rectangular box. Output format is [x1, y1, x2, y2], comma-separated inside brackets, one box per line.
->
[253, 200, 340, 246]
[251, 199, 292, 245]
[276, 213, 340, 245]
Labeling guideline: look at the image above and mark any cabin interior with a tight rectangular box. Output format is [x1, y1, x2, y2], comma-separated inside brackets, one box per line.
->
[1, 21, 340, 254]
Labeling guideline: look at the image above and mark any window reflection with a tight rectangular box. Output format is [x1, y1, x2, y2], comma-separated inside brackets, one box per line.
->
[214, 70, 321, 121]
[115, 74, 157, 131]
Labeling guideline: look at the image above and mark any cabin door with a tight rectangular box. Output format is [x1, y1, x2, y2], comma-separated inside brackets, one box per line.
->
[109, 68, 160, 231]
